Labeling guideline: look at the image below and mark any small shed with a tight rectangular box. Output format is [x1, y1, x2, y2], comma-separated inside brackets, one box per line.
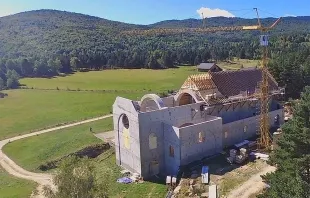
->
[197, 63, 222, 72]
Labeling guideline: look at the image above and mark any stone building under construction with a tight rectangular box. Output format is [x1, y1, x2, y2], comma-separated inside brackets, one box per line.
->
[113, 68, 284, 178]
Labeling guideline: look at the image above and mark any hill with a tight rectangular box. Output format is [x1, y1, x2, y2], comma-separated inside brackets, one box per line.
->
[151, 16, 310, 32]
[0, 10, 310, 59]
[0, 10, 141, 58]
[0, 10, 309, 80]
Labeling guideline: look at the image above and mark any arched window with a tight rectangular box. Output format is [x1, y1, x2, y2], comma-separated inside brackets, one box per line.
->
[123, 128, 130, 149]
[120, 114, 130, 149]
[122, 114, 129, 129]
[149, 133, 157, 149]
[199, 132, 205, 143]
[169, 145, 174, 157]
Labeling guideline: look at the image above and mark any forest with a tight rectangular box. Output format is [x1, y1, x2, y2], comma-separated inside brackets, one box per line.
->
[0, 10, 310, 98]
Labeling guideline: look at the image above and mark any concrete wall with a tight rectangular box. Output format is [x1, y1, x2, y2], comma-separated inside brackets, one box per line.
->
[222, 115, 257, 147]
[162, 96, 175, 107]
[269, 108, 284, 126]
[113, 95, 284, 178]
[222, 109, 284, 147]
[209, 101, 257, 124]
[179, 117, 222, 165]
[163, 124, 181, 176]
[113, 97, 142, 174]
[207, 99, 282, 125]
[138, 120, 166, 178]
[139, 102, 208, 128]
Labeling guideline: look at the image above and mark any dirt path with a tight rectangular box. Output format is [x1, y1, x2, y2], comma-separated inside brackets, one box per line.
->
[0, 114, 112, 198]
[226, 165, 276, 198]
[94, 131, 114, 145]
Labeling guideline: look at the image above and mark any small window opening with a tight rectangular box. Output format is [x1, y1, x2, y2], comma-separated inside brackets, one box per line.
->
[122, 114, 129, 129]
[274, 114, 280, 125]
[169, 145, 174, 157]
[199, 132, 205, 143]
[149, 133, 157, 150]
[244, 125, 247, 133]
[225, 131, 228, 139]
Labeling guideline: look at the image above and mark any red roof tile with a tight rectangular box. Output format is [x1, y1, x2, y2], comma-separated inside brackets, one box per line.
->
[209, 68, 278, 97]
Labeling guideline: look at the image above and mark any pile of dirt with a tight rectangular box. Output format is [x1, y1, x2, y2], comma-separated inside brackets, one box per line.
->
[38, 143, 111, 171]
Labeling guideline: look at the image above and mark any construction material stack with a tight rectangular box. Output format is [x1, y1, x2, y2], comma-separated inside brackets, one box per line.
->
[227, 149, 237, 164]
[227, 147, 249, 164]
[235, 148, 248, 164]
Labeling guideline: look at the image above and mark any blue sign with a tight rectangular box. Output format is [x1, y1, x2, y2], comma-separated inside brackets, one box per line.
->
[260, 35, 269, 46]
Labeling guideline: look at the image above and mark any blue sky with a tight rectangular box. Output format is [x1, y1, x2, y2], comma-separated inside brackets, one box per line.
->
[0, 0, 309, 24]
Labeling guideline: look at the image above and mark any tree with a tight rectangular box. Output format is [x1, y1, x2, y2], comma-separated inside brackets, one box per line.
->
[34, 59, 49, 76]
[147, 56, 160, 69]
[20, 58, 33, 76]
[194, 55, 202, 65]
[47, 58, 60, 75]
[44, 157, 110, 198]
[70, 57, 81, 70]
[6, 70, 20, 89]
[161, 51, 174, 68]
[5, 59, 16, 71]
[0, 77, 4, 90]
[259, 86, 310, 198]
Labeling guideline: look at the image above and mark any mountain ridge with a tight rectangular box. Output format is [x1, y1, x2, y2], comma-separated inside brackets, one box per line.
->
[0, 9, 309, 60]
[1, 9, 310, 28]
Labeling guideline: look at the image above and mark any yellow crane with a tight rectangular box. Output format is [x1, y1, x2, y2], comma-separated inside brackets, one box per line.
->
[122, 8, 281, 150]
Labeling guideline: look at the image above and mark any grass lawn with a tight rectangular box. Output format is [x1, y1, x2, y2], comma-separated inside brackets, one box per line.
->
[95, 150, 167, 198]
[0, 89, 140, 140]
[0, 167, 36, 198]
[2, 119, 112, 172]
[91, 116, 113, 133]
[20, 66, 198, 91]
[218, 59, 259, 70]
[3, 119, 166, 198]
[1, 66, 192, 196]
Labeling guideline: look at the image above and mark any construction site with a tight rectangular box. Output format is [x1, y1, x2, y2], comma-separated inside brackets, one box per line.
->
[113, 67, 284, 174]
[112, 9, 287, 197]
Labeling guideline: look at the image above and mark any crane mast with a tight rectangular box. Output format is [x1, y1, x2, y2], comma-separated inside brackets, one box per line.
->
[123, 9, 282, 150]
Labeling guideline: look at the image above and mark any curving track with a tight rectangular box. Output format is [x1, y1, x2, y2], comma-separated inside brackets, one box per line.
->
[0, 114, 112, 198]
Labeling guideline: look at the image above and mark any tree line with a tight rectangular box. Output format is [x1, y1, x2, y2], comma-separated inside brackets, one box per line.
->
[259, 87, 310, 198]
[1, 34, 310, 100]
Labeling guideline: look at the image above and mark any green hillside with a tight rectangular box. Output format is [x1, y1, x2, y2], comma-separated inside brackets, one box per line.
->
[0, 10, 310, 95]
[0, 10, 309, 60]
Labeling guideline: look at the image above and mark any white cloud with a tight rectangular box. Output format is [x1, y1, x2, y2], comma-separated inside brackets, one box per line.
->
[284, 14, 296, 17]
[197, 7, 235, 18]
[0, 6, 17, 17]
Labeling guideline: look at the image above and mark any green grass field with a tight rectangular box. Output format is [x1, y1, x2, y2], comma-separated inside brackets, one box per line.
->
[1, 67, 195, 197]
[0, 89, 138, 140]
[1, 64, 255, 197]
[1, 66, 198, 140]
[218, 59, 259, 70]
[95, 151, 166, 198]
[3, 119, 112, 172]
[3, 119, 166, 198]
[21, 66, 198, 91]
[0, 167, 36, 198]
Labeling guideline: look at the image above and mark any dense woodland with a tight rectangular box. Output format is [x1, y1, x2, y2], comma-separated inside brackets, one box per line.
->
[259, 87, 310, 198]
[0, 10, 310, 98]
